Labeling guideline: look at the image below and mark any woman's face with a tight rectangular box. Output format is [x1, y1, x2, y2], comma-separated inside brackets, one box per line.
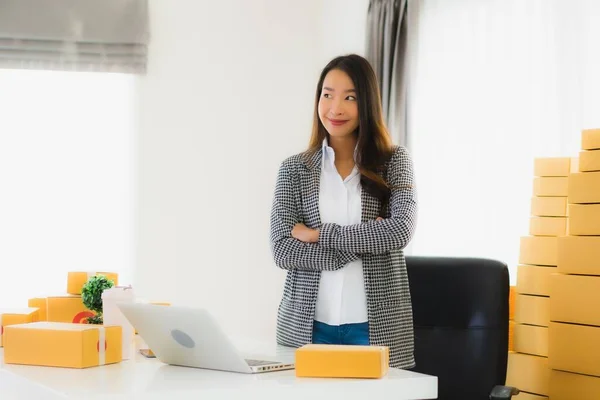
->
[318, 69, 360, 139]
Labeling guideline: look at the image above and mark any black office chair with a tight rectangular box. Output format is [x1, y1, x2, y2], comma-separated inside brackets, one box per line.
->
[406, 256, 520, 400]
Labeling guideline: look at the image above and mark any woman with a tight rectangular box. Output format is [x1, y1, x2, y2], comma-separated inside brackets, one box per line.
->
[269, 54, 417, 369]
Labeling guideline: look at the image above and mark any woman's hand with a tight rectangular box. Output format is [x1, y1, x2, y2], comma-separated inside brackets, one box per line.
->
[292, 223, 320, 243]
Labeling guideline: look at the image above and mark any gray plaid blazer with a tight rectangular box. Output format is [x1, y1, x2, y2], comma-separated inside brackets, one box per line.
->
[269, 145, 417, 369]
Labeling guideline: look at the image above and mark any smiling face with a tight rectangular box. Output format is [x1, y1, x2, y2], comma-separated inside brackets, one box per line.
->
[318, 69, 360, 139]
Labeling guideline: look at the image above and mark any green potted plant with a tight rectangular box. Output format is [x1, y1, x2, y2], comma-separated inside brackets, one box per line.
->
[81, 275, 115, 324]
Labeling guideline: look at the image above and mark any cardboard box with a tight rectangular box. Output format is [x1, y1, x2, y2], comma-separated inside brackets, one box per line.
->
[531, 196, 568, 217]
[582, 128, 600, 150]
[519, 236, 558, 266]
[550, 274, 600, 326]
[295, 344, 389, 378]
[550, 369, 600, 400]
[506, 352, 549, 396]
[46, 295, 94, 323]
[534, 157, 574, 177]
[514, 295, 549, 327]
[67, 272, 119, 295]
[0, 308, 39, 347]
[516, 265, 554, 296]
[557, 236, 600, 275]
[579, 149, 600, 172]
[529, 216, 567, 236]
[514, 324, 548, 357]
[569, 171, 600, 204]
[3, 322, 121, 368]
[509, 286, 516, 321]
[549, 322, 600, 377]
[27, 298, 47, 321]
[533, 177, 568, 197]
[568, 204, 600, 235]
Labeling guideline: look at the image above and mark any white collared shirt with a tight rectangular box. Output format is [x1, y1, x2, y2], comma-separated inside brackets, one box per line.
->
[314, 139, 368, 325]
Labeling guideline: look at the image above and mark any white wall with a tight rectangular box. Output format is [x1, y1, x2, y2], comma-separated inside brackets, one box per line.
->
[134, 0, 369, 341]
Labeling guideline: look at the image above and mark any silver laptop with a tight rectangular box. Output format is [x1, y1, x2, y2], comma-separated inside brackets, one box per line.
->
[117, 303, 295, 374]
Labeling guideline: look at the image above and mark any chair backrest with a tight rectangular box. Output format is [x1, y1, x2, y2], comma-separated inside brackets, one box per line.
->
[406, 256, 510, 400]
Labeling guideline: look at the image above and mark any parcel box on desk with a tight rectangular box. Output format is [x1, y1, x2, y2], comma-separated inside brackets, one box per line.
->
[514, 295, 549, 327]
[47, 295, 94, 323]
[550, 369, 600, 400]
[534, 157, 577, 177]
[558, 236, 600, 275]
[568, 204, 600, 235]
[295, 344, 388, 378]
[531, 196, 567, 217]
[549, 322, 600, 377]
[533, 177, 568, 197]
[529, 216, 566, 236]
[519, 236, 558, 266]
[3, 322, 121, 368]
[582, 128, 600, 150]
[550, 274, 600, 326]
[506, 352, 550, 396]
[0, 308, 39, 347]
[517, 265, 553, 296]
[568, 171, 600, 204]
[514, 324, 548, 357]
[67, 272, 118, 295]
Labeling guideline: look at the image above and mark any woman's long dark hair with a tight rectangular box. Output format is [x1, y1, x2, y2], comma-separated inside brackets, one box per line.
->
[307, 54, 395, 214]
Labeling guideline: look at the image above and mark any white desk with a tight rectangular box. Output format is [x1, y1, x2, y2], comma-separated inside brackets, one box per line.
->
[0, 337, 438, 400]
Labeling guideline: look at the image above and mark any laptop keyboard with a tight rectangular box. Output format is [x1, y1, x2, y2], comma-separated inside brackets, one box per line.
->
[245, 359, 279, 366]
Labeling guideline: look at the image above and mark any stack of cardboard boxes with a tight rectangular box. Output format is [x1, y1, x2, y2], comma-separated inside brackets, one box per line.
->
[549, 128, 600, 399]
[506, 156, 577, 399]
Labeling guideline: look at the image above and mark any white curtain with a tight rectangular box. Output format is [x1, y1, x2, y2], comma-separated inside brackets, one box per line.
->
[406, 0, 600, 283]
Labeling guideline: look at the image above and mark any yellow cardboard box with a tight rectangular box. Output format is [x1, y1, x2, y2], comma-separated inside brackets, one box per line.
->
[529, 216, 566, 236]
[3, 322, 121, 368]
[519, 236, 558, 266]
[533, 177, 568, 197]
[531, 196, 568, 217]
[295, 344, 389, 378]
[67, 272, 119, 295]
[550, 369, 600, 400]
[47, 295, 95, 323]
[506, 352, 550, 396]
[0, 308, 39, 347]
[568, 204, 600, 235]
[514, 324, 548, 357]
[549, 322, 600, 377]
[534, 157, 577, 177]
[27, 298, 47, 321]
[558, 236, 600, 275]
[550, 274, 600, 326]
[569, 171, 600, 204]
[516, 265, 554, 296]
[514, 295, 549, 327]
[579, 149, 600, 172]
[582, 128, 600, 150]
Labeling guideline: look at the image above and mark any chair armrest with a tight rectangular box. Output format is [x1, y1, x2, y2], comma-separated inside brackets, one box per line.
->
[490, 385, 520, 400]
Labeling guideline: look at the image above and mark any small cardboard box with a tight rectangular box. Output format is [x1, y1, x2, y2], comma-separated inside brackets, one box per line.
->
[558, 236, 600, 275]
[568, 204, 600, 235]
[517, 265, 554, 296]
[568, 171, 600, 204]
[506, 352, 549, 396]
[579, 149, 600, 172]
[3, 322, 121, 368]
[295, 344, 389, 378]
[549, 322, 600, 377]
[550, 369, 600, 400]
[0, 308, 39, 347]
[514, 324, 548, 357]
[534, 157, 577, 177]
[514, 295, 549, 327]
[529, 216, 567, 236]
[530, 196, 568, 217]
[67, 272, 119, 295]
[582, 128, 600, 150]
[46, 295, 95, 323]
[519, 236, 558, 266]
[550, 274, 600, 326]
[533, 177, 568, 197]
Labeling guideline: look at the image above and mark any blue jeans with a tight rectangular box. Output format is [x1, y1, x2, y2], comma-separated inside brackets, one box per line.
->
[312, 320, 370, 345]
